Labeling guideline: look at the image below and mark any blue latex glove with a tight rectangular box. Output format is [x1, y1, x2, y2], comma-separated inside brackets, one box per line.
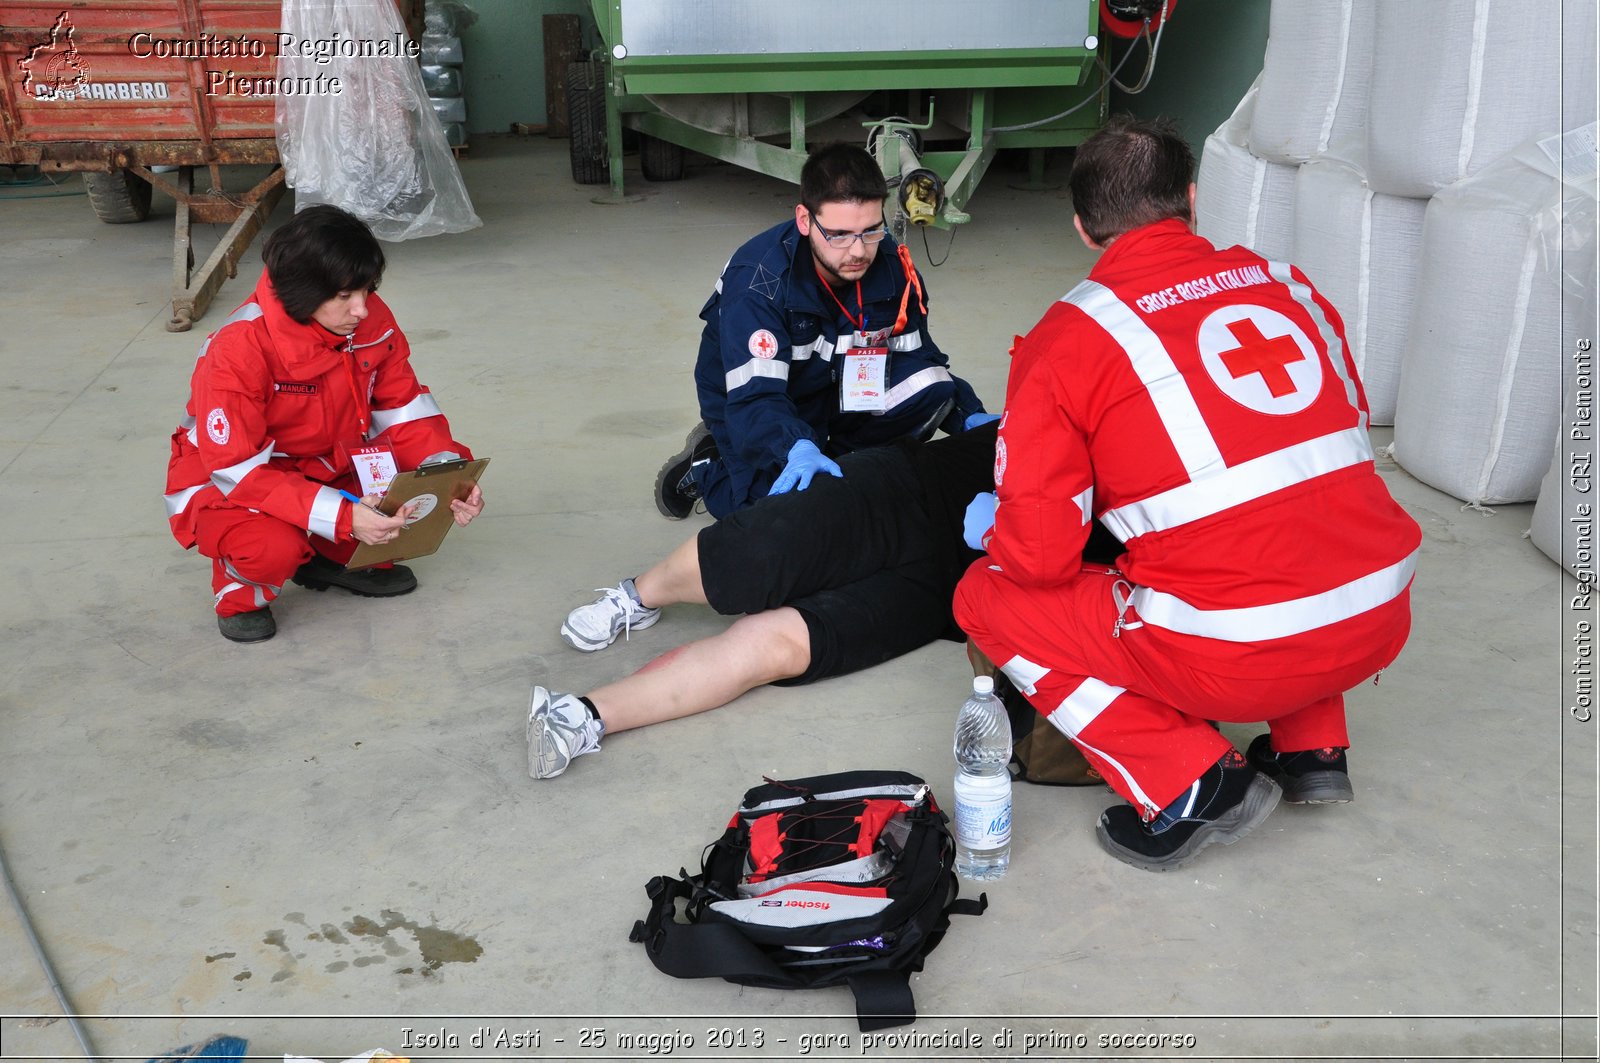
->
[963, 491, 998, 551]
[964, 411, 1002, 431]
[770, 439, 844, 495]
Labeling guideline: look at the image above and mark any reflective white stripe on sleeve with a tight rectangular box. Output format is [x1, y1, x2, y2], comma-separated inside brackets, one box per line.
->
[1130, 549, 1417, 642]
[790, 336, 831, 362]
[1065, 280, 1225, 478]
[883, 366, 951, 411]
[163, 482, 208, 519]
[1100, 425, 1376, 541]
[1049, 676, 1126, 735]
[308, 485, 345, 541]
[210, 440, 275, 495]
[1267, 261, 1366, 430]
[999, 654, 1050, 696]
[888, 331, 923, 352]
[725, 357, 789, 392]
[369, 391, 444, 436]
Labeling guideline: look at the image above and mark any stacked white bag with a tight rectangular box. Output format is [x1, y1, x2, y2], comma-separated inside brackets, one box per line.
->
[1391, 138, 1592, 505]
[1199, 0, 1597, 520]
[1291, 159, 1426, 426]
[1528, 130, 1600, 577]
[1366, 0, 1592, 198]
[1194, 78, 1297, 262]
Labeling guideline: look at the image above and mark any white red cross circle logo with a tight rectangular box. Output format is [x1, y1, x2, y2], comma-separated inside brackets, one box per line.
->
[205, 407, 231, 445]
[1197, 305, 1322, 415]
[748, 329, 779, 359]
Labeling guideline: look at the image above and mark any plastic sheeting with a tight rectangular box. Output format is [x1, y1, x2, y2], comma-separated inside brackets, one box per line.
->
[1247, 0, 1374, 165]
[275, 0, 481, 241]
[1291, 158, 1427, 425]
[1391, 137, 1596, 505]
[1195, 77, 1297, 263]
[1366, 0, 1597, 198]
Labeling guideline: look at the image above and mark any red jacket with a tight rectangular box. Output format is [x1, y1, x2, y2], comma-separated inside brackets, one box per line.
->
[164, 271, 471, 548]
[987, 220, 1420, 675]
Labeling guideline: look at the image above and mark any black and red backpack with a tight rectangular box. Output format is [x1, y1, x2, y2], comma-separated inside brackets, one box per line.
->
[629, 769, 986, 1031]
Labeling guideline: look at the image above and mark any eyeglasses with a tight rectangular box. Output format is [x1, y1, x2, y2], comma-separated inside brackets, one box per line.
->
[808, 212, 890, 249]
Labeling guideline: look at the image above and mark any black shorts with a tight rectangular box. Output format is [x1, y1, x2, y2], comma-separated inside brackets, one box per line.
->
[697, 446, 960, 686]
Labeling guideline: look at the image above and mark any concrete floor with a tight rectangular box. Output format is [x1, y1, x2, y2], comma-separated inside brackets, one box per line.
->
[0, 137, 1593, 1062]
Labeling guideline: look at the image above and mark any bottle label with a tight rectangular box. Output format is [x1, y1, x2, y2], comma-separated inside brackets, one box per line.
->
[954, 793, 1012, 849]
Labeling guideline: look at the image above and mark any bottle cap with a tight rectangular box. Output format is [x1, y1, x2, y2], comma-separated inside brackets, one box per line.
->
[972, 675, 995, 695]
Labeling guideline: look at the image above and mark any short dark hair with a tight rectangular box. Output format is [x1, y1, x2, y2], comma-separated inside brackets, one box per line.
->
[799, 143, 888, 216]
[1069, 115, 1195, 245]
[262, 205, 385, 323]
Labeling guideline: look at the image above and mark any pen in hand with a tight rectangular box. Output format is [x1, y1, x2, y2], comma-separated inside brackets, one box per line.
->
[339, 489, 409, 531]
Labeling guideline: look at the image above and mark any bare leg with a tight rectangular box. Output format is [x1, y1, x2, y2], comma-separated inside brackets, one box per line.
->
[588, 607, 810, 733]
[633, 534, 708, 608]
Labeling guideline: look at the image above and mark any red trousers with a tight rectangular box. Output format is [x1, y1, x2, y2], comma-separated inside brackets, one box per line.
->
[195, 505, 355, 617]
[954, 563, 1409, 819]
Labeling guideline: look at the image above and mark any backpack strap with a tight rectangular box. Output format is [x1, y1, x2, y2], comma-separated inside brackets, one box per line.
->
[846, 969, 915, 1032]
[630, 875, 787, 982]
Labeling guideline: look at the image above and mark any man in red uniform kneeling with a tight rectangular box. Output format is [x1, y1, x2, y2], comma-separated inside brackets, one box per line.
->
[955, 116, 1421, 872]
[163, 206, 485, 643]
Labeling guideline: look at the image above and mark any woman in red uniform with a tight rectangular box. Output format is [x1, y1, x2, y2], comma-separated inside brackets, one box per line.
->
[163, 206, 484, 643]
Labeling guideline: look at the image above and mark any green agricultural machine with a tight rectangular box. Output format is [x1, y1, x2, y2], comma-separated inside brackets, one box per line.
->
[569, 0, 1108, 232]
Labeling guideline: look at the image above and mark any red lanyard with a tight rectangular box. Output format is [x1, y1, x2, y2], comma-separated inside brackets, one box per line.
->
[340, 344, 370, 437]
[815, 260, 865, 333]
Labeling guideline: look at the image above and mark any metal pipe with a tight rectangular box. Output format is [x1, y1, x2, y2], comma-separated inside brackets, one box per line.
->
[0, 833, 102, 1062]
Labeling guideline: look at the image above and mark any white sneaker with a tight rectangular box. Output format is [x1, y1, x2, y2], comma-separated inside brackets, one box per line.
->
[527, 685, 603, 780]
[560, 580, 661, 652]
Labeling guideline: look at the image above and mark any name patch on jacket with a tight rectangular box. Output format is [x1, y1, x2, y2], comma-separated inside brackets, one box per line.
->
[273, 382, 318, 395]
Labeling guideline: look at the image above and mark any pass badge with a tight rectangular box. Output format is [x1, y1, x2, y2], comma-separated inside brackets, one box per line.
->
[840, 347, 889, 412]
[349, 444, 399, 497]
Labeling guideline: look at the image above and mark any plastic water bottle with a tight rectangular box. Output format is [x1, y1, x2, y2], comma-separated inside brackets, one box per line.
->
[953, 675, 1013, 880]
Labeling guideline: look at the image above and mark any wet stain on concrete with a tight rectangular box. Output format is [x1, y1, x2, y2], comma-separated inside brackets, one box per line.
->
[205, 952, 236, 964]
[262, 929, 289, 951]
[319, 923, 348, 944]
[352, 955, 385, 968]
[233, 971, 251, 982]
[342, 909, 483, 970]
[270, 970, 293, 983]
[74, 865, 113, 884]
[326, 961, 349, 973]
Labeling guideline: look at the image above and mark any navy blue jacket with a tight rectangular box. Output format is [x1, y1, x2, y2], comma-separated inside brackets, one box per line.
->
[692, 219, 984, 512]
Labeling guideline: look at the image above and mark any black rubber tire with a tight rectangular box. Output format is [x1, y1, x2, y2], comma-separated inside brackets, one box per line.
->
[640, 133, 685, 182]
[566, 60, 608, 185]
[84, 169, 153, 223]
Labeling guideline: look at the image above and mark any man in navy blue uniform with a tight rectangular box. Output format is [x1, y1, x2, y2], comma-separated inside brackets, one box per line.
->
[654, 143, 990, 520]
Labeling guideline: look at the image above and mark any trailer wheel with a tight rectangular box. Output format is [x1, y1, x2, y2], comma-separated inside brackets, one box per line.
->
[84, 169, 153, 223]
[640, 134, 684, 182]
[566, 60, 608, 185]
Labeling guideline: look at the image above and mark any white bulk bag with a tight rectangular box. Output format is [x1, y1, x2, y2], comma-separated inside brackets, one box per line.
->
[1366, 0, 1597, 198]
[1196, 78, 1298, 262]
[1292, 157, 1427, 424]
[1248, 0, 1375, 165]
[1391, 137, 1595, 504]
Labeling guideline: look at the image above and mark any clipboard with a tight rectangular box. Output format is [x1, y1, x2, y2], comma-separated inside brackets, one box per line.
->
[346, 457, 489, 569]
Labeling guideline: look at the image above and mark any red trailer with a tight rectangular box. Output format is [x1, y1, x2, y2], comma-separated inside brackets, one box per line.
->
[1, 1, 421, 330]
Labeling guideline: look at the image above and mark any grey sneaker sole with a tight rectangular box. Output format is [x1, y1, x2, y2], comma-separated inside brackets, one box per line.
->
[527, 713, 571, 780]
[559, 609, 660, 652]
[1278, 770, 1354, 804]
[1097, 774, 1282, 873]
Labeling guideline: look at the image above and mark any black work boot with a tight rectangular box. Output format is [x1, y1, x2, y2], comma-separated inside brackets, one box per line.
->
[218, 606, 276, 643]
[291, 555, 417, 597]
[654, 423, 717, 520]
[1096, 750, 1281, 872]
[1247, 734, 1354, 804]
